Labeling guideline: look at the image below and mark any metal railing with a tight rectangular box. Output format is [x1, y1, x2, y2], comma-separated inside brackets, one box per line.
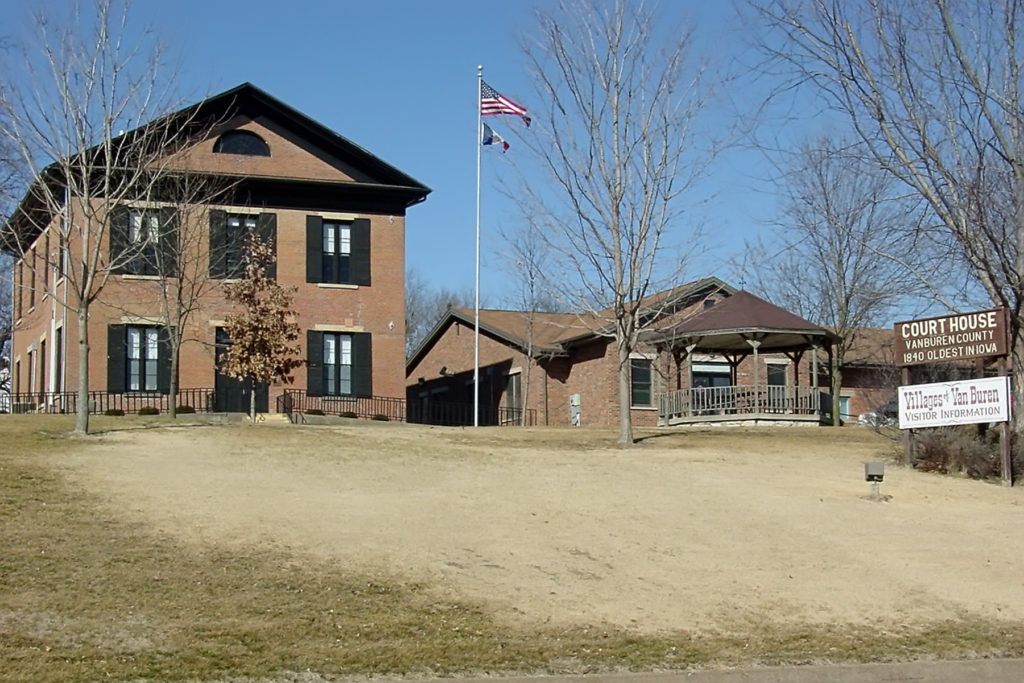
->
[407, 399, 537, 427]
[277, 390, 407, 421]
[278, 390, 538, 427]
[3, 388, 217, 415]
[658, 384, 832, 423]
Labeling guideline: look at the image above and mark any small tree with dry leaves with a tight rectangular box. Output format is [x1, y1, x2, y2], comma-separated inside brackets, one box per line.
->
[220, 232, 301, 422]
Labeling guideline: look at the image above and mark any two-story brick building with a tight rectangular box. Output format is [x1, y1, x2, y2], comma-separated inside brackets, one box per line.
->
[4, 83, 430, 414]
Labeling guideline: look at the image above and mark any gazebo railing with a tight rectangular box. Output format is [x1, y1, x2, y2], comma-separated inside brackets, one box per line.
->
[659, 384, 831, 423]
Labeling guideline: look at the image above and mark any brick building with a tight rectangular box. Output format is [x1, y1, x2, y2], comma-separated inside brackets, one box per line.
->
[4, 83, 429, 414]
[406, 279, 896, 427]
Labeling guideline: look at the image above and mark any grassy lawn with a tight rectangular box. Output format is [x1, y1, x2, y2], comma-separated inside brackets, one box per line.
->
[2, 415, 1024, 682]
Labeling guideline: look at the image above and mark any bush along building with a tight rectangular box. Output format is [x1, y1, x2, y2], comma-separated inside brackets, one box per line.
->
[3, 83, 430, 416]
[407, 279, 896, 428]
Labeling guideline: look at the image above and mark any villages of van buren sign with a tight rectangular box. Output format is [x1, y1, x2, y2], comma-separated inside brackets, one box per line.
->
[894, 308, 1009, 367]
[898, 376, 1011, 429]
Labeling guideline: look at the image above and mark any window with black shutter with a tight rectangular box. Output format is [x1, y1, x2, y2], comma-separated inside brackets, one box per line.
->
[107, 324, 170, 393]
[211, 211, 276, 279]
[307, 330, 372, 397]
[110, 206, 177, 276]
[305, 216, 370, 285]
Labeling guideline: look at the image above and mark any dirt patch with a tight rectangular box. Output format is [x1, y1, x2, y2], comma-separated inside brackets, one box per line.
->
[54, 423, 1024, 635]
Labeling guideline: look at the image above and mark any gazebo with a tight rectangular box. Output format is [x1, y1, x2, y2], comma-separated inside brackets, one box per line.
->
[644, 291, 840, 426]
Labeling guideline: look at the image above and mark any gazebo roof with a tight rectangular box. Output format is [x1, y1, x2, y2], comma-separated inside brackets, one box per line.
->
[645, 290, 838, 355]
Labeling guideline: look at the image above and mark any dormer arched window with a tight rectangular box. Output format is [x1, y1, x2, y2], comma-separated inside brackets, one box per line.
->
[213, 130, 270, 156]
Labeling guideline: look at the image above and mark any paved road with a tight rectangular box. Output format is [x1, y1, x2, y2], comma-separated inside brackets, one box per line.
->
[434, 659, 1024, 683]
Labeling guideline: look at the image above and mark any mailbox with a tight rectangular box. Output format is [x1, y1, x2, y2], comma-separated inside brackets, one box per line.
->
[864, 462, 884, 482]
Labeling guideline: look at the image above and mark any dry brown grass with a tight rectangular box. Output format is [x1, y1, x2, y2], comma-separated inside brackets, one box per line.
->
[2, 416, 1024, 682]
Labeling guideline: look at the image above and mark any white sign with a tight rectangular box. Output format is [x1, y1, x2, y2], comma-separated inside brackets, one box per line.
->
[898, 376, 1011, 429]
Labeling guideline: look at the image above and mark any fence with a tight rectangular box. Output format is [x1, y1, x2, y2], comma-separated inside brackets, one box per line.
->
[277, 390, 407, 421]
[3, 388, 216, 415]
[278, 390, 537, 426]
[659, 384, 832, 424]
[406, 399, 537, 427]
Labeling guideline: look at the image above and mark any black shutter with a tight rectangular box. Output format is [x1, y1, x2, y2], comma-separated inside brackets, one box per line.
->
[160, 207, 178, 277]
[352, 332, 373, 398]
[257, 213, 277, 280]
[306, 216, 323, 283]
[306, 330, 324, 397]
[157, 326, 174, 394]
[350, 218, 371, 286]
[109, 206, 129, 274]
[209, 209, 227, 278]
[106, 324, 126, 393]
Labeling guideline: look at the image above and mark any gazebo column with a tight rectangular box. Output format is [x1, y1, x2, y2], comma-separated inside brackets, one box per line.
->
[746, 338, 762, 414]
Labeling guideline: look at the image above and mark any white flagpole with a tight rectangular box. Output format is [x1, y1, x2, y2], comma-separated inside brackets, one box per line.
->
[474, 65, 482, 428]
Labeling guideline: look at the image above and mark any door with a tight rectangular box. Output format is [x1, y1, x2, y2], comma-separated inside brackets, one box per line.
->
[214, 328, 268, 413]
[766, 363, 788, 412]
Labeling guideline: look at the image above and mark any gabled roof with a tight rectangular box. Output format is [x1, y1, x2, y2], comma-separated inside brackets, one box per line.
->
[405, 278, 735, 373]
[645, 290, 839, 354]
[4, 82, 431, 254]
[842, 327, 895, 367]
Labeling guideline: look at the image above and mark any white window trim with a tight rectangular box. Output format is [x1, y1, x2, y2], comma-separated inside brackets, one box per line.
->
[317, 282, 359, 290]
[314, 323, 365, 332]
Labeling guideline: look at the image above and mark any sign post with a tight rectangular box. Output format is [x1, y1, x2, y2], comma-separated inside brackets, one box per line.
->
[894, 308, 1012, 485]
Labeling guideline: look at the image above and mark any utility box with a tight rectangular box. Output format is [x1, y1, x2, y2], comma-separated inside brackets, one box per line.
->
[864, 462, 885, 482]
[569, 393, 581, 427]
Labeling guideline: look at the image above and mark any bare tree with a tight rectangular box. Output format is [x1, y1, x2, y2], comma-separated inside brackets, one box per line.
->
[497, 224, 564, 425]
[404, 267, 474, 359]
[745, 136, 927, 422]
[220, 233, 302, 423]
[98, 172, 238, 418]
[516, 0, 719, 444]
[0, 0, 201, 433]
[0, 252, 10, 394]
[751, 0, 1024, 437]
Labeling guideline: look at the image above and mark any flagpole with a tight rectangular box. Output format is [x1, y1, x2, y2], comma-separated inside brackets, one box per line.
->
[474, 65, 482, 428]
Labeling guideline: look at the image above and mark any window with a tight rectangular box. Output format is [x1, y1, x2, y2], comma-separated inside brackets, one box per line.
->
[15, 261, 22, 319]
[305, 216, 371, 285]
[127, 327, 159, 392]
[323, 332, 352, 396]
[43, 232, 50, 296]
[504, 372, 521, 410]
[630, 358, 653, 407]
[110, 205, 177, 276]
[306, 330, 372, 397]
[38, 339, 46, 395]
[213, 130, 270, 156]
[54, 327, 63, 393]
[28, 248, 35, 309]
[323, 221, 351, 283]
[106, 324, 171, 394]
[209, 210, 276, 279]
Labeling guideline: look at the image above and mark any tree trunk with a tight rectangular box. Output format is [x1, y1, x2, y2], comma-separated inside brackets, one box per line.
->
[831, 365, 843, 427]
[168, 337, 179, 419]
[74, 306, 89, 434]
[616, 334, 634, 445]
[249, 382, 256, 424]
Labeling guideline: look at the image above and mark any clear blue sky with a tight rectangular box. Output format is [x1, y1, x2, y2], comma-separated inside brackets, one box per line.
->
[9, 0, 822, 303]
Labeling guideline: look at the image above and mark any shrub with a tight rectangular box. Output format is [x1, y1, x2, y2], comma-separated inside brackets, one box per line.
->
[103, 408, 125, 416]
[138, 406, 160, 416]
[176, 405, 196, 414]
[339, 411, 358, 419]
[305, 408, 325, 416]
[371, 414, 390, 422]
[914, 426, 999, 479]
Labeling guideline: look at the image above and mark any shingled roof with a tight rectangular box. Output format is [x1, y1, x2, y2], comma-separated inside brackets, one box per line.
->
[645, 290, 839, 354]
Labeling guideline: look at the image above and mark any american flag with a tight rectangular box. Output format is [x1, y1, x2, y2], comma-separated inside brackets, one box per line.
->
[481, 81, 531, 126]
